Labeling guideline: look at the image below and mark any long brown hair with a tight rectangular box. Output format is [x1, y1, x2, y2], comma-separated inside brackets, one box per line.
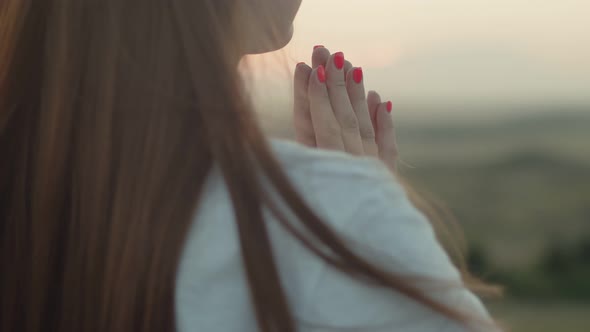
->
[0, 1, 495, 331]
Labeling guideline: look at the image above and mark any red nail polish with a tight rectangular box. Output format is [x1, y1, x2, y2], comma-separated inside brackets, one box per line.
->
[353, 67, 363, 84]
[314, 45, 324, 50]
[334, 52, 345, 70]
[386, 101, 393, 113]
[317, 65, 326, 83]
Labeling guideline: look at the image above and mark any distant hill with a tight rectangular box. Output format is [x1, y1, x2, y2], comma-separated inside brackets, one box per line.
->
[391, 110, 590, 165]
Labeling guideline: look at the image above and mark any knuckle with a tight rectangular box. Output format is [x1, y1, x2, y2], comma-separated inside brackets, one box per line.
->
[354, 91, 367, 101]
[327, 83, 347, 95]
[318, 121, 342, 139]
[332, 81, 347, 88]
[310, 87, 329, 100]
[339, 112, 359, 131]
[359, 125, 376, 140]
[351, 100, 367, 113]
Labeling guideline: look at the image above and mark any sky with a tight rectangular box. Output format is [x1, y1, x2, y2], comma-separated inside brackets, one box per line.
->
[245, 0, 590, 119]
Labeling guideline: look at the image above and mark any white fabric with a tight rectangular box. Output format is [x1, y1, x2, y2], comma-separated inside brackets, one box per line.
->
[175, 138, 497, 332]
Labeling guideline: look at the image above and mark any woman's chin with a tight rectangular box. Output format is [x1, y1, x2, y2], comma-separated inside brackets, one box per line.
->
[245, 25, 294, 55]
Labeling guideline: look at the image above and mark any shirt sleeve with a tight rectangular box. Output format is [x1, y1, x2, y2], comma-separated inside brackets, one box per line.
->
[297, 157, 498, 332]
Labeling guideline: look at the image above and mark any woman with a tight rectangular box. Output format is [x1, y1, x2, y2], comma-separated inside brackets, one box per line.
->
[0, 0, 499, 331]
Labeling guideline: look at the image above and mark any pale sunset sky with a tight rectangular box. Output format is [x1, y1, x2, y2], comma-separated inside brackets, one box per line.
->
[244, 0, 590, 119]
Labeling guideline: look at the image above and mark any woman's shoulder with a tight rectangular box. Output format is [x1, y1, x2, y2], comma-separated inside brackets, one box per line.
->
[267, 138, 421, 258]
[268, 138, 495, 331]
[268, 139, 446, 277]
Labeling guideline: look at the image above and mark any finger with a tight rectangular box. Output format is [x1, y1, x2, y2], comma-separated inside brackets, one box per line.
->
[367, 90, 381, 135]
[312, 46, 331, 69]
[308, 65, 345, 151]
[344, 60, 353, 80]
[346, 67, 378, 157]
[375, 101, 398, 172]
[293, 62, 316, 147]
[325, 52, 364, 155]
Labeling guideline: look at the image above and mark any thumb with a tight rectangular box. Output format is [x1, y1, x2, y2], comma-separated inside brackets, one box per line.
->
[293, 62, 316, 147]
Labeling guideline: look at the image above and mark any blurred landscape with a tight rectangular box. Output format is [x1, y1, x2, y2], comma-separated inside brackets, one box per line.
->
[260, 105, 590, 332]
[398, 108, 590, 332]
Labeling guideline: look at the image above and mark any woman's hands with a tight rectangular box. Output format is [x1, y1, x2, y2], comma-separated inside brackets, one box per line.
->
[293, 46, 398, 172]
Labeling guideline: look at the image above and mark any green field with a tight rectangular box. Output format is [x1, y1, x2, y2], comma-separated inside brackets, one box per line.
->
[397, 111, 590, 331]
[489, 300, 590, 332]
[397, 111, 590, 271]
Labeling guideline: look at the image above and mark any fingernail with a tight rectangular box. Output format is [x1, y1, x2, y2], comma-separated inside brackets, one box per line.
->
[314, 45, 324, 50]
[353, 67, 363, 84]
[297, 62, 306, 66]
[317, 65, 326, 83]
[386, 101, 393, 113]
[334, 52, 345, 70]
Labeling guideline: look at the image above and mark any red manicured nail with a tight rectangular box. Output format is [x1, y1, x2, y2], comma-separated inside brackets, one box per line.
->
[386, 101, 393, 113]
[317, 65, 326, 83]
[314, 45, 324, 50]
[334, 52, 345, 70]
[353, 67, 363, 84]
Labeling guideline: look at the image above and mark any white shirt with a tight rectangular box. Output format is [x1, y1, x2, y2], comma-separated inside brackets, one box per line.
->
[175, 138, 496, 331]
